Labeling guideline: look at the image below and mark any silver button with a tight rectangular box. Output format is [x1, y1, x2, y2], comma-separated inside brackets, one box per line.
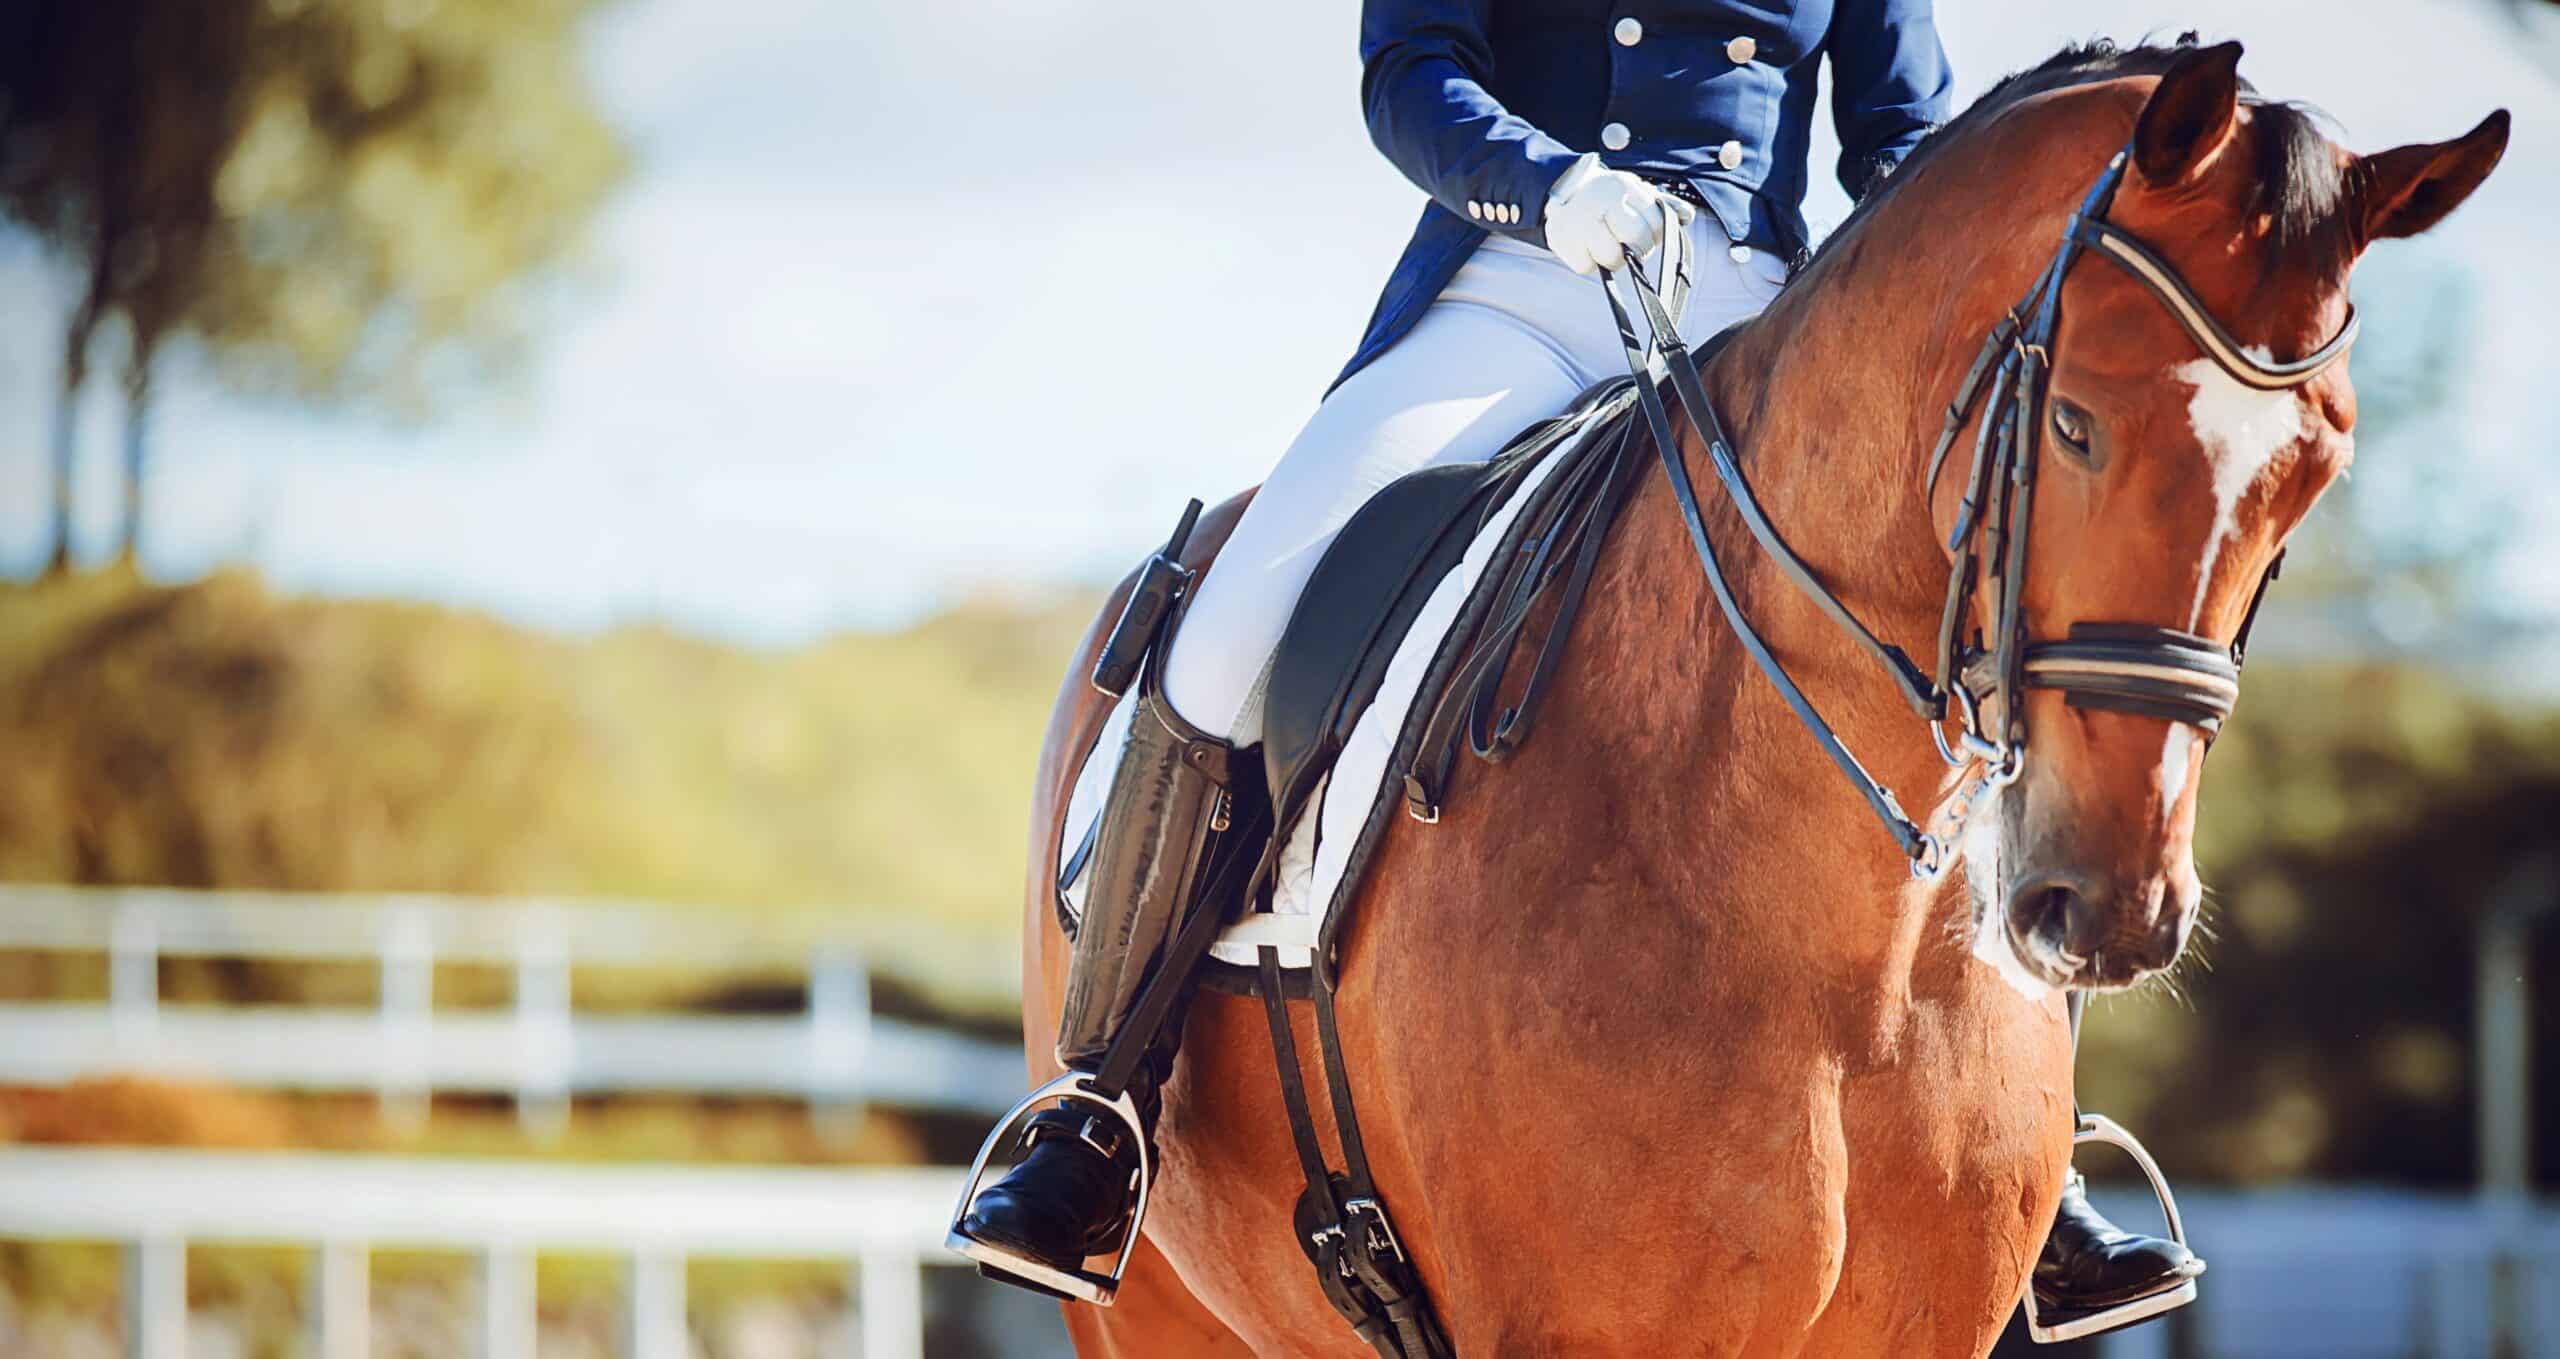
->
[1717, 139, 1744, 170]
[1726, 35, 1757, 63]
[1467, 200, 1484, 220]
[1615, 17, 1643, 46]
[1601, 122, 1631, 151]
[1502, 203, 1519, 225]
[1729, 243, 1754, 264]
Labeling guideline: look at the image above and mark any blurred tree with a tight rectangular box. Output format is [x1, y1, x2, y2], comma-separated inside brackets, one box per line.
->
[2317, 258, 2508, 594]
[0, 0, 623, 572]
[2262, 253, 2539, 672]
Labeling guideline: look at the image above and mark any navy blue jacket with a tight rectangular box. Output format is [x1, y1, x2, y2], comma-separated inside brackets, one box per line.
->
[1337, 0, 1952, 388]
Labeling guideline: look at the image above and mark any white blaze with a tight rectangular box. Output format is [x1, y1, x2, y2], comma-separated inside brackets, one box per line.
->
[2159, 728, 2195, 819]
[2176, 350, 2305, 628]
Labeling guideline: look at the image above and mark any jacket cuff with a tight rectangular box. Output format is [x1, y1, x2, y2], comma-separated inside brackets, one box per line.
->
[1449, 143, 1579, 244]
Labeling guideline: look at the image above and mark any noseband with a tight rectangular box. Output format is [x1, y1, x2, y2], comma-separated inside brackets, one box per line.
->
[1605, 140, 2355, 873]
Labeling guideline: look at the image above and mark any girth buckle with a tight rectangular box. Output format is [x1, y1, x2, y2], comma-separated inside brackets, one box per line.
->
[1344, 1196, 1410, 1266]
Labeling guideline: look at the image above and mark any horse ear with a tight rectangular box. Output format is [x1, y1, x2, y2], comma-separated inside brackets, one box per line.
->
[2132, 41, 2243, 187]
[2356, 111, 2510, 243]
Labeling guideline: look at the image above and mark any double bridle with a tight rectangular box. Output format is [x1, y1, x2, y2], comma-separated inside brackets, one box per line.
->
[1604, 140, 2357, 874]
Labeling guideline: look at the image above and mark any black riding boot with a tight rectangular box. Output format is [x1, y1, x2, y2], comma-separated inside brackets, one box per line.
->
[951, 684, 1239, 1301]
[2029, 992, 2203, 1336]
[956, 1082, 1157, 1278]
[2033, 1168, 2203, 1312]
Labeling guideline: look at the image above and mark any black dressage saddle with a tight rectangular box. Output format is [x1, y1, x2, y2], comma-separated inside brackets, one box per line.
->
[1250, 351, 1710, 970]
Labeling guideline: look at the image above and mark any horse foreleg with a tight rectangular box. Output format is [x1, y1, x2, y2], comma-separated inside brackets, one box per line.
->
[1063, 1232, 1258, 1359]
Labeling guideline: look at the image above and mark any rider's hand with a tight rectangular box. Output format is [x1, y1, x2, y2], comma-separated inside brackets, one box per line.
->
[1541, 153, 1697, 277]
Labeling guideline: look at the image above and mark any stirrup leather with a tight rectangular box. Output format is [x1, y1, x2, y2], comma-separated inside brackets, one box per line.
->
[946, 1072, 1154, 1304]
[2020, 1113, 2199, 1343]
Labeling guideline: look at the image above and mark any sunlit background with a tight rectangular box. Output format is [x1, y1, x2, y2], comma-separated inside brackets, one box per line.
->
[0, 0, 2555, 1355]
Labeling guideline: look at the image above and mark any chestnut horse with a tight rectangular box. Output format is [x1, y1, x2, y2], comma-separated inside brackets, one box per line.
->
[1011, 41, 2505, 1358]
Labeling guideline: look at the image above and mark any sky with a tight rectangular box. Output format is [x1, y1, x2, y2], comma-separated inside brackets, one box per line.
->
[0, 0, 2555, 645]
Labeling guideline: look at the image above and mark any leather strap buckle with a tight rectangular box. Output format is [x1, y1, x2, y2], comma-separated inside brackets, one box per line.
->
[1343, 1197, 1409, 1266]
[1072, 1115, 1128, 1164]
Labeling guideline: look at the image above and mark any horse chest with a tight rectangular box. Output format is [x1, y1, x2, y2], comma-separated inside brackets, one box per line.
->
[1346, 854, 2069, 1356]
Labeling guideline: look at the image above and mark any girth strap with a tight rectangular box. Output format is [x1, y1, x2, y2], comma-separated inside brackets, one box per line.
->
[1258, 948, 1453, 1359]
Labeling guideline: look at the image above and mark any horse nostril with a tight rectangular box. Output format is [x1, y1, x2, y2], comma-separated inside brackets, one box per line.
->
[2062, 887, 2108, 961]
[2149, 909, 2193, 965]
[2018, 885, 2071, 945]
[2008, 876, 2108, 964]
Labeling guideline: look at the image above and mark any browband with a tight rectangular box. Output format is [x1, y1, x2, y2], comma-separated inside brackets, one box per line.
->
[2073, 218, 2358, 391]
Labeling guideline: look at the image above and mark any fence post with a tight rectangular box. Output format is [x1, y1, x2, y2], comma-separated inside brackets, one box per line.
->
[809, 945, 871, 1139]
[2476, 856, 2554, 1359]
[515, 910, 572, 1141]
[627, 1248, 687, 1359]
[308, 1239, 369, 1359]
[109, 898, 159, 1060]
[857, 1246, 925, 1359]
[476, 1244, 537, 1359]
[123, 1235, 186, 1359]
[380, 905, 434, 1134]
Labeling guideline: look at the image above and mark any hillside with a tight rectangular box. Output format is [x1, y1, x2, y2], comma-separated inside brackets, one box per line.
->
[0, 568, 1102, 1018]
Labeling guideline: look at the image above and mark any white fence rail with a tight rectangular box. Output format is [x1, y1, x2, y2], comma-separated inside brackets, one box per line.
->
[0, 1147, 2555, 1358]
[0, 1146, 970, 1359]
[0, 885, 1025, 1132]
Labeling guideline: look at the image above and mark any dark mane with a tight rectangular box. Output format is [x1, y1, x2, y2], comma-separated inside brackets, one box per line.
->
[1812, 38, 2348, 272]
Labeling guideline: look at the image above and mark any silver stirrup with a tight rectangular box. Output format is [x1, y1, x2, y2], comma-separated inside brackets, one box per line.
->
[946, 1071, 1154, 1305]
[2020, 1113, 2201, 1344]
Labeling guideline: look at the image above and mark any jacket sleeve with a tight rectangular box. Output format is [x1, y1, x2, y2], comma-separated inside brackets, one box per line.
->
[1825, 0, 1955, 200]
[1359, 0, 1582, 242]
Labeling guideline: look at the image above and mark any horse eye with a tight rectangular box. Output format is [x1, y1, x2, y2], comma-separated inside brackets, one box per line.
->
[2049, 398, 2098, 465]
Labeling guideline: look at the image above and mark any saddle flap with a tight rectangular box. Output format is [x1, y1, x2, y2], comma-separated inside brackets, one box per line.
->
[1258, 381, 1633, 836]
[1259, 465, 1500, 827]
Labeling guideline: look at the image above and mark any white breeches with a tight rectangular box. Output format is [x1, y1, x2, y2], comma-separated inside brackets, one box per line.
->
[1162, 220, 1789, 743]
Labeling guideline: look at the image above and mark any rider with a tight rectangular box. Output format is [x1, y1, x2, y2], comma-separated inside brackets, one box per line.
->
[956, 0, 2202, 1334]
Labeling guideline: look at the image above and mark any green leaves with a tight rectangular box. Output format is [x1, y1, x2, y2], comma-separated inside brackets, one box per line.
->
[0, 0, 626, 416]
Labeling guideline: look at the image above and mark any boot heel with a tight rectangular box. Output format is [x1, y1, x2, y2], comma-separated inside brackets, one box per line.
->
[946, 1072, 1153, 1304]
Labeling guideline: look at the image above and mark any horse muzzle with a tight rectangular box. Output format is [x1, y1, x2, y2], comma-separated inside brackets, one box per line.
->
[2002, 866, 2196, 990]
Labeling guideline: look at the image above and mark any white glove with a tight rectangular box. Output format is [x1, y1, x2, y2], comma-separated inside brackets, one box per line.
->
[1541, 152, 1697, 277]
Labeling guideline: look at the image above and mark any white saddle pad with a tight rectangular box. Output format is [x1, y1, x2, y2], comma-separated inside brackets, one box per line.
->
[1058, 397, 1619, 971]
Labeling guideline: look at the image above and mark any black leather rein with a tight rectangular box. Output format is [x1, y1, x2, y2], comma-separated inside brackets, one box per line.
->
[1603, 143, 2353, 871]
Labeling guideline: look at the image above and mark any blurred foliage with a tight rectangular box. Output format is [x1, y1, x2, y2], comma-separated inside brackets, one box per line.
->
[0, 568, 1099, 1020]
[2280, 253, 2513, 642]
[0, 0, 623, 566]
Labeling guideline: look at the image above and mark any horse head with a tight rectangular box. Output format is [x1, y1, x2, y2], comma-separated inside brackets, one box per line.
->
[1942, 42, 2508, 990]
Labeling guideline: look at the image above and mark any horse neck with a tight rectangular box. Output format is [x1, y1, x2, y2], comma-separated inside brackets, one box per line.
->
[1572, 234, 1991, 1015]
